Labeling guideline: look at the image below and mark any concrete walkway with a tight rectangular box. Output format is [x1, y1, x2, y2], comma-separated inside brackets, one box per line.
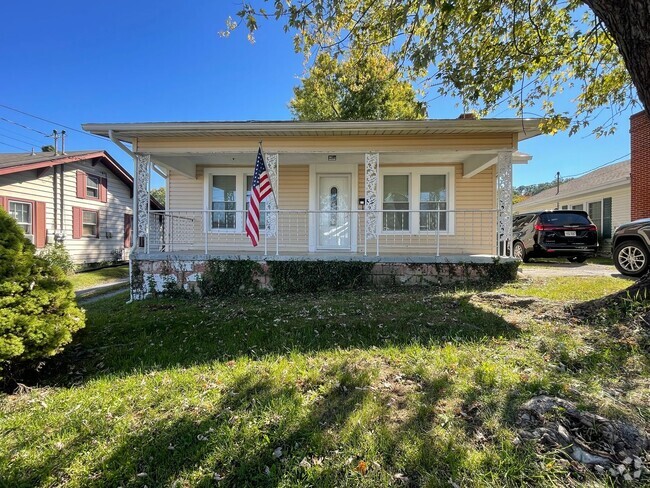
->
[75, 279, 129, 303]
[518, 261, 632, 280]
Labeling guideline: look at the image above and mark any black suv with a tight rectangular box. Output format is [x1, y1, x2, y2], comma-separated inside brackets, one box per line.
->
[612, 218, 650, 277]
[512, 210, 599, 263]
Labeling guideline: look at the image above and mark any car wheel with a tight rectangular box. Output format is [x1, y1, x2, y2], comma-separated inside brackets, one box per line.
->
[614, 241, 649, 277]
[513, 241, 529, 262]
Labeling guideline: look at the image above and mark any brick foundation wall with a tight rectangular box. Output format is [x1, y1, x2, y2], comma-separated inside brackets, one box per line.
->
[631, 111, 650, 220]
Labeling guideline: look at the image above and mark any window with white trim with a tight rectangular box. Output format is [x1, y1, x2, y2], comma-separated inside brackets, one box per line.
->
[419, 174, 447, 231]
[82, 210, 98, 237]
[9, 201, 32, 234]
[205, 169, 272, 233]
[210, 175, 237, 230]
[382, 175, 410, 231]
[380, 167, 454, 234]
[86, 174, 100, 199]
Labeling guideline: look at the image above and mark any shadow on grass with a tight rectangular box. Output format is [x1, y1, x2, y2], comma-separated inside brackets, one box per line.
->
[4, 360, 375, 487]
[23, 288, 520, 388]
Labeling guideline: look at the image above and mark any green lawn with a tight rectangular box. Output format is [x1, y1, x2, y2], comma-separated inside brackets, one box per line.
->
[1, 279, 648, 487]
[495, 276, 632, 301]
[68, 265, 129, 291]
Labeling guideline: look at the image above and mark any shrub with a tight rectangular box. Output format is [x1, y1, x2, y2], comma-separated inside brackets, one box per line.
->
[38, 243, 77, 275]
[268, 260, 373, 293]
[198, 259, 261, 297]
[0, 209, 85, 378]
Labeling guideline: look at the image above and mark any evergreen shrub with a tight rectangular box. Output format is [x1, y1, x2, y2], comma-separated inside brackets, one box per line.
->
[0, 209, 85, 377]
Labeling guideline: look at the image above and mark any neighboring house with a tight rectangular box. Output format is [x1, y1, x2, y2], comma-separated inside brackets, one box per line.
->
[0, 150, 162, 266]
[83, 118, 542, 296]
[630, 110, 650, 221]
[513, 160, 631, 253]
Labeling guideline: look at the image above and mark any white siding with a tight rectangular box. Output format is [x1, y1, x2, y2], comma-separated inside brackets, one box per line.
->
[0, 159, 133, 264]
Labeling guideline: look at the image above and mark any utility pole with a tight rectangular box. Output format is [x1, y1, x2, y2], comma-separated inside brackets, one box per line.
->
[556, 171, 561, 210]
[61, 130, 66, 154]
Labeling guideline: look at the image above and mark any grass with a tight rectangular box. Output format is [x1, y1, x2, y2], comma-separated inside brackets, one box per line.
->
[68, 265, 129, 291]
[495, 276, 632, 301]
[1, 278, 648, 487]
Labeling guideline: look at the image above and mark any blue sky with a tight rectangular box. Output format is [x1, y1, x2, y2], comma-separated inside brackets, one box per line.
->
[0, 0, 637, 189]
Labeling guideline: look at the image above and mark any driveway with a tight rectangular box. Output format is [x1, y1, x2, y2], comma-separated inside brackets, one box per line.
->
[518, 260, 630, 279]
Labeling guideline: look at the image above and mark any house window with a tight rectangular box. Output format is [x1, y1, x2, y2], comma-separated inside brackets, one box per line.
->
[211, 175, 237, 230]
[383, 175, 410, 231]
[572, 204, 584, 211]
[9, 201, 32, 234]
[82, 210, 99, 237]
[419, 175, 447, 231]
[86, 174, 100, 199]
[561, 205, 568, 210]
[245, 174, 266, 230]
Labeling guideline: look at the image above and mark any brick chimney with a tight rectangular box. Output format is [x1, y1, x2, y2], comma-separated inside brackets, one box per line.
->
[631, 111, 650, 220]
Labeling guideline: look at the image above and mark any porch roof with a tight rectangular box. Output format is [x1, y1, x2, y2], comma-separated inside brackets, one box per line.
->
[83, 118, 543, 143]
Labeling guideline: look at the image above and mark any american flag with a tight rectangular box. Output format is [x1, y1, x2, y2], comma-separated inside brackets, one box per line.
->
[246, 148, 274, 246]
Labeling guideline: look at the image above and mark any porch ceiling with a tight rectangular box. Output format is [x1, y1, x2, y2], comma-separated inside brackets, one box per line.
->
[150, 149, 531, 180]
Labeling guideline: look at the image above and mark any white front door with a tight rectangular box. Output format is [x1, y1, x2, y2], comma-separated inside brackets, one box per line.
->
[317, 174, 351, 250]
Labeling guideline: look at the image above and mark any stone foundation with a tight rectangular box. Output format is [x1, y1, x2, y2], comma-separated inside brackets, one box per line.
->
[130, 254, 518, 299]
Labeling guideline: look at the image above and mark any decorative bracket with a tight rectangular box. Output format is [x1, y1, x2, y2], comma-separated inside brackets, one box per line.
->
[264, 152, 279, 237]
[136, 153, 151, 240]
[496, 150, 513, 257]
[365, 153, 379, 240]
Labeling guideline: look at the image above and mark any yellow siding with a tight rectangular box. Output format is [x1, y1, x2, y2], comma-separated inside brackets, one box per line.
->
[163, 161, 497, 256]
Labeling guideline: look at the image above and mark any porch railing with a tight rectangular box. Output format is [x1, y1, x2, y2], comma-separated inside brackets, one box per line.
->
[146, 209, 499, 257]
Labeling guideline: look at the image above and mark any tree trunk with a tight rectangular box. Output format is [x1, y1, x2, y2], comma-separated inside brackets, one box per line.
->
[583, 0, 650, 115]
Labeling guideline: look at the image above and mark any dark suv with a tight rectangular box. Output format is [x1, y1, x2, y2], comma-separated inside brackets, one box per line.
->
[612, 218, 650, 277]
[512, 210, 599, 263]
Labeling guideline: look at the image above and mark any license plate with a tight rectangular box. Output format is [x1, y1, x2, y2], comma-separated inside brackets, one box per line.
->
[565, 230, 577, 237]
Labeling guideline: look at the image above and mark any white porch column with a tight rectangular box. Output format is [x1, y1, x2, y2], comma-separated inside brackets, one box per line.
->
[364, 152, 379, 255]
[264, 152, 279, 242]
[496, 150, 513, 257]
[135, 153, 151, 251]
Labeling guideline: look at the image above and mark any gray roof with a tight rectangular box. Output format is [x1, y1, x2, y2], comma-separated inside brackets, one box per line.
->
[516, 160, 630, 207]
[0, 150, 102, 170]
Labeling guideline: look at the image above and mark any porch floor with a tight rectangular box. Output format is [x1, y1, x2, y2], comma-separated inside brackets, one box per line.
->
[132, 251, 516, 264]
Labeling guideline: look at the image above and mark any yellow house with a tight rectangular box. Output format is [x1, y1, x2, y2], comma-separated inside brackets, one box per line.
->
[83, 119, 541, 296]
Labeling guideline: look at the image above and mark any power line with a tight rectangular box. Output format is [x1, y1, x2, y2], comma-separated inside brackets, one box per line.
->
[0, 130, 40, 148]
[0, 140, 31, 151]
[0, 125, 45, 145]
[0, 102, 106, 140]
[0, 116, 50, 136]
[562, 153, 631, 179]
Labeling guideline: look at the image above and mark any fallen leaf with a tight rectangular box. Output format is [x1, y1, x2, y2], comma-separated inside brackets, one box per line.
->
[355, 460, 368, 475]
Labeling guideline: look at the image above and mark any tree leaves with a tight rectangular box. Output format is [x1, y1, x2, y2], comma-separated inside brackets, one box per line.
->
[228, 0, 638, 134]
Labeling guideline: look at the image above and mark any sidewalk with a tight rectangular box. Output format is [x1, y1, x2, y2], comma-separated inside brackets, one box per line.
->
[75, 279, 129, 303]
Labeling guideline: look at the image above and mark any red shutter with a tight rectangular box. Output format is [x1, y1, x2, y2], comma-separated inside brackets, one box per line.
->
[34, 201, 46, 248]
[124, 213, 133, 248]
[0, 196, 6, 211]
[76, 171, 87, 199]
[99, 177, 108, 203]
[72, 207, 82, 239]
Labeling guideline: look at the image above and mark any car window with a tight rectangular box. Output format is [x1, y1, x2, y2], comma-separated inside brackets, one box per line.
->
[540, 212, 591, 225]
